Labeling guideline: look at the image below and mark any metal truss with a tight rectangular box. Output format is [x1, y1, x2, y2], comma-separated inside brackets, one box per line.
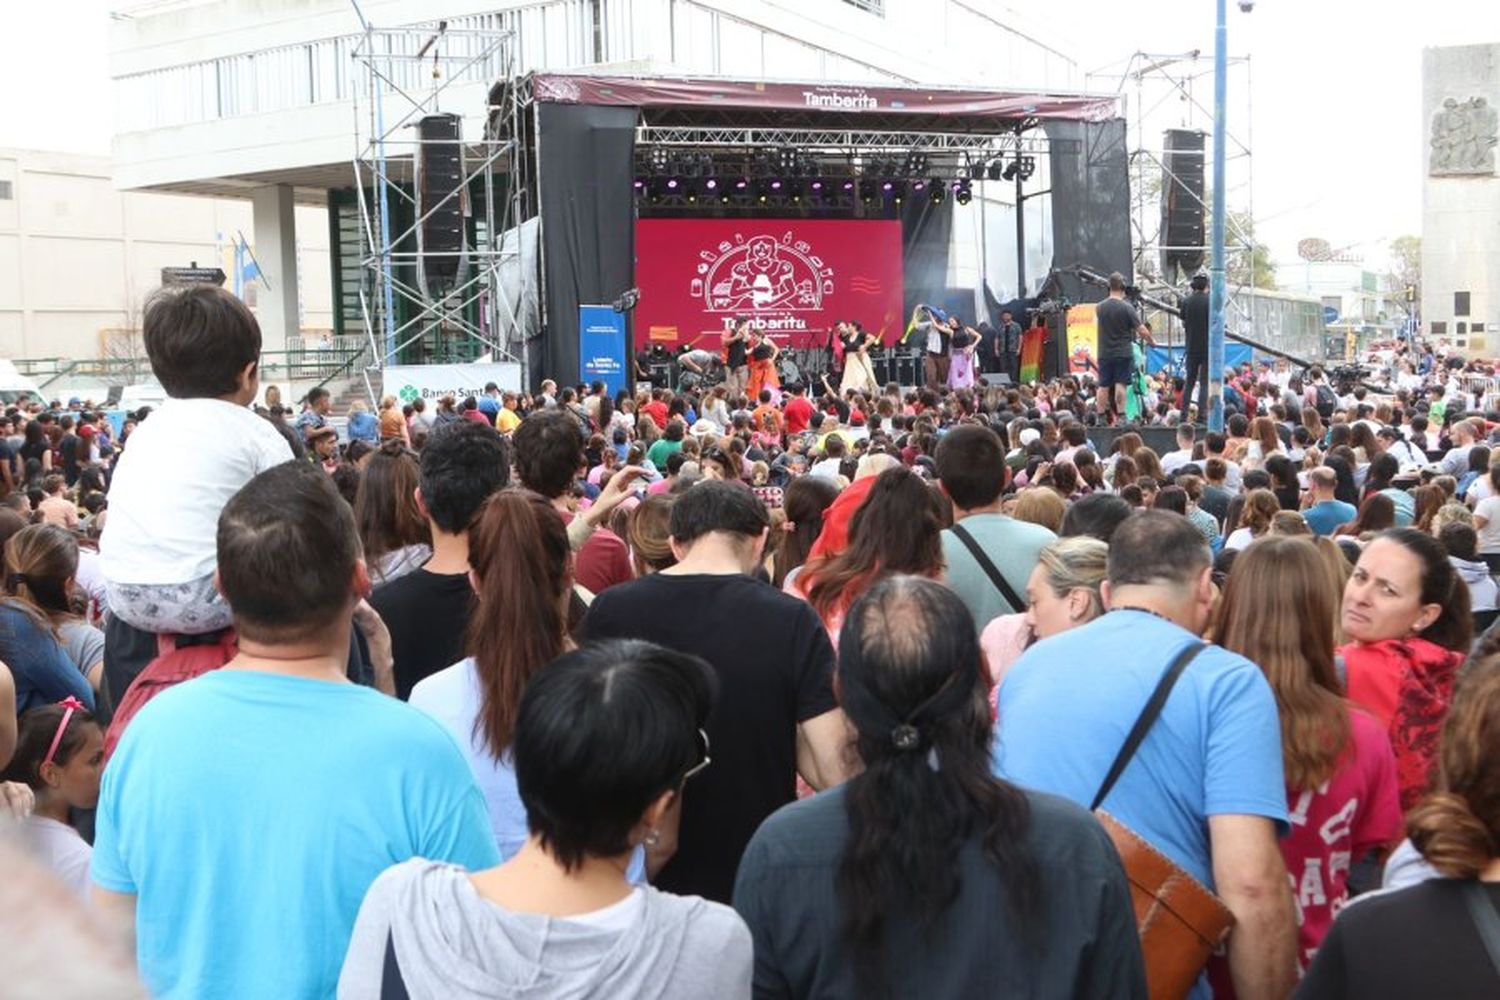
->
[635, 126, 1069, 156]
[351, 17, 528, 387]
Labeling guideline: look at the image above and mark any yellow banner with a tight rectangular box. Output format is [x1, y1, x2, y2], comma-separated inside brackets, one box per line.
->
[1066, 304, 1099, 376]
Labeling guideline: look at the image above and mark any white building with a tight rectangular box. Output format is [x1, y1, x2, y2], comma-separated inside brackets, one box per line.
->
[106, 0, 1081, 357]
[0, 147, 331, 362]
[1422, 42, 1500, 356]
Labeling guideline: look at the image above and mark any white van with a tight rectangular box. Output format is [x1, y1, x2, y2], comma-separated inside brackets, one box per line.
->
[0, 360, 44, 406]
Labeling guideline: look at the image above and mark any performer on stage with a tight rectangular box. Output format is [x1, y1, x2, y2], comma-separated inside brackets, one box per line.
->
[746, 330, 781, 402]
[949, 323, 978, 390]
[839, 321, 879, 396]
[722, 317, 752, 397]
[909, 304, 952, 388]
[1181, 273, 1210, 419]
[998, 309, 1023, 384]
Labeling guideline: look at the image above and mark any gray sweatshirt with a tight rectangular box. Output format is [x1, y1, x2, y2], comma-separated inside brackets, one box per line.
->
[338, 859, 752, 1000]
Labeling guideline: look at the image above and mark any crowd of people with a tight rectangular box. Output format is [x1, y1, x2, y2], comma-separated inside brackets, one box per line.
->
[3, 281, 1500, 999]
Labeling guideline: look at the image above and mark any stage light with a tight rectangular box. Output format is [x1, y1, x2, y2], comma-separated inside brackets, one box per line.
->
[1017, 155, 1037, 181]
[1002, 160, 1019, 181]
[633, 177, 646, 193]
[810, 178, 826, 194]
[787, 179, 804, 203]
[666, 177, 681, 191]
[954, 179, 972, 205]
[704, 178, 719, 192]
[734, 177, 749, 191]
[912, 179, 927, 191]
[986, 160, 1003, 181]
[648, 147, 669, 172]
[881, 180, 894, 193]
[859, 179, 879, 203]
[842, 179, 856, 192]
[904, 151, 928, 176]
[648, 177, 669, 204]
[928, 179, 945, 204]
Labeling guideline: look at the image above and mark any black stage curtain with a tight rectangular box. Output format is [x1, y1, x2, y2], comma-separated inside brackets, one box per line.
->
[1045, 117, 1133, 305]
[535, 103, 638, 392]
[900, 196, 956, 330]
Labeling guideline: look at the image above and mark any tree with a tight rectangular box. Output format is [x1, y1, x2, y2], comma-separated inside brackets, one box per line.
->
[1387, 235, 1420, 306]
[1225, 210, 1277, 290]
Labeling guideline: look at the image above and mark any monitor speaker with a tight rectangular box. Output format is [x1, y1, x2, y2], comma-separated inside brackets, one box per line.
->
[1159, 129, 1206, 281]
[417, 113, 469, 296]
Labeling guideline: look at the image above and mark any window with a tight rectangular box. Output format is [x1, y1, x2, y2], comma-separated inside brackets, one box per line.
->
[0, 180, 11, 200]
[1458, 322, 1468, 334]
[1456, 291, 1471, 316]
[1475, 322, 1487, 333]
[841, 0, 885, 13]
[1432, 321, 1448, 335]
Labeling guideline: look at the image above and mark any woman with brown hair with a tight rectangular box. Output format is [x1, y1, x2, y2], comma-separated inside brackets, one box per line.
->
[1334, 493, 1397, 539]
[1132, 447, 1165, 485]
[3, 524, 105, 690]
[408, 490, 603, 867]
[1215, 537, 1402, 970]
[352, 441, 431, 585]
[1245, 415, 1286, 468]
[1412, 484, 1445, 535]
[1301, 406, 1326, 444]
[796, 466, 945, 642]
[627, 494, 677, 577]
[1224, 488, 1280, 550]
[773, 476, 839, 590]
[1299, 659, 1500, 997]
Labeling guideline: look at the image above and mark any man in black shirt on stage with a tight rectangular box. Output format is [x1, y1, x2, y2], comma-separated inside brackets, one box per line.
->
[1181, 273, 1210, 421]
[1094, 273, 1154, 423]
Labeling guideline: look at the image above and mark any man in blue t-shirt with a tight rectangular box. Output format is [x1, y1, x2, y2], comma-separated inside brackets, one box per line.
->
[1301, 467, 1357, 536]
[994, 511, 1297, 1000]
[91, 461, 498, 1000]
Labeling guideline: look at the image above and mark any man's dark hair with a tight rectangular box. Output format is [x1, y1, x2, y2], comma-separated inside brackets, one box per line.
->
[824, 435, 847, 459]
[515, 639, 716, 872]
[1108, 272, 1126, 292]
[1439, 521, 1480, 562]
[307, 387, 331, 406]
[669, 480, 769, 545]
[142, 285, 261, 399]
[1106, 510, 1210, 589]
[934, 425, 1006, 510]
[1190, 274, 1209, 291]
[1243, 469, 1271, 492]
[419, 422, 511, 534]
[1061, 424, 1087, 447]
[1060, 493, 1132, 543]
[513, 409, 586, 499]
[1204, 431, 1227, 454]
[217, 460, 353, 643]
[1227, 413, 1248, 437]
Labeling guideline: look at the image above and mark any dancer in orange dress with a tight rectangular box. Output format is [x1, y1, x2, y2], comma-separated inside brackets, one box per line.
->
[746, 331, 781, 402]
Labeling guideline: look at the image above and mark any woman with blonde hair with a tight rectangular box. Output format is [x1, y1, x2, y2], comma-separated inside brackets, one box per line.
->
[1215, 537, 1402, 970]
[1223, 488, 1280, 550]
[1011, 487, 1065, 534]
[1299, 659, 1500, 996]
[346, 398, 378, 444]
[980, 537, 1107, 688]
[377, 395, 409, 445]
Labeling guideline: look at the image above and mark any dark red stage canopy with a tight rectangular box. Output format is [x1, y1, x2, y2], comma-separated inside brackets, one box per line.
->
[529, 74, 1119, 123]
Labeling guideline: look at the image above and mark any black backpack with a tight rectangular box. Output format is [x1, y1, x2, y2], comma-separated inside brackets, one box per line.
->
[1314, 384, 1337, 420]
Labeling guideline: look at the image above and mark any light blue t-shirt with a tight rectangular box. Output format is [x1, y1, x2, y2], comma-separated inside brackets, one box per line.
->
[92, 669, 499, 1000]
[411, 657, 647, 882]
[941, 513, 1056, 634]
[1303, 498, 1357, 536]
[994, 610, 1287, 889]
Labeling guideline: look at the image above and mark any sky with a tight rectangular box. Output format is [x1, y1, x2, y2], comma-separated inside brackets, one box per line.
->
[1, 0, 1497, 278]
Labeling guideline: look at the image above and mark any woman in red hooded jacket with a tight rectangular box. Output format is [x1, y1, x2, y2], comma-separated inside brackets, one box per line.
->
[1338, 527, 1472, 811]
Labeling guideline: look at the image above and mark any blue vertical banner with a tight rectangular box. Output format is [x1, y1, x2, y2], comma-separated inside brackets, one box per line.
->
[578, 304, 628, 396]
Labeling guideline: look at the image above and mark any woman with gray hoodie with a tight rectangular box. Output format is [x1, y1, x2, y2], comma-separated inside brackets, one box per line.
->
[338, 639, 751, 1000]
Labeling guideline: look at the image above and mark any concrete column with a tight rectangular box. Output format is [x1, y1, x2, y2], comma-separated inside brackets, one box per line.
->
[251, 184, 300, 351]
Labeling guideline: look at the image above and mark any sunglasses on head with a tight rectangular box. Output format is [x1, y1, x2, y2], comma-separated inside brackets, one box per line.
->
[679, 728, 711, 786]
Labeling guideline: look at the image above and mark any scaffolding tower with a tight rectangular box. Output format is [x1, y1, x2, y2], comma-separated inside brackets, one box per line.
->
[1086, 51, 1258, 350]
[350, 17, 530, 396]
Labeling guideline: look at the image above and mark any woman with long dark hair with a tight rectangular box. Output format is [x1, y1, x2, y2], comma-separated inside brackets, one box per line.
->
[1339, 528, 1471, 813]
[1324, 455, 1361, 507]
[1334, 493, 1396, 538]
[345, 640, 752, 998]
[796, 467, 945, 640]
[774, 476, 839, 590]
[408, 490, 582, 864]
[1266, 454, 1302, 510]
[1299, 659, 1500, 998]
[352, 441, 431, 585]
[733, 577, 1143, 998]
[1215, 538, 1402, 969]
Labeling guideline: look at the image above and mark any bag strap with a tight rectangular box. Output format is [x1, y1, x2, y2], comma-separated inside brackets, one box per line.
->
[1461, 881, 1500, 979]
[1091, 641, 1207, 811]
[950, 522, 1026, 614]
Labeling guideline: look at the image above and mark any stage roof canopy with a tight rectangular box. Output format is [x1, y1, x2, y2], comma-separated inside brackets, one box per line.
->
[526, 73, 1121, 133]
